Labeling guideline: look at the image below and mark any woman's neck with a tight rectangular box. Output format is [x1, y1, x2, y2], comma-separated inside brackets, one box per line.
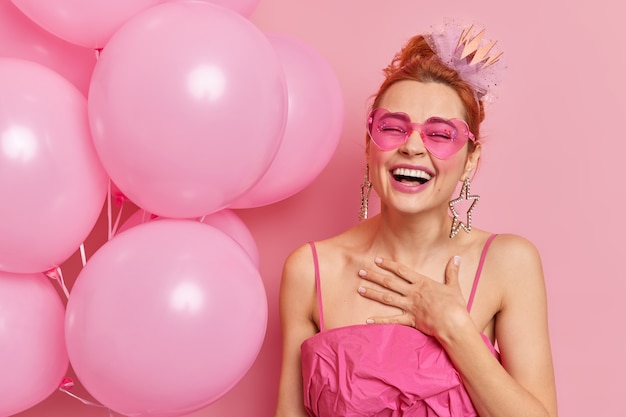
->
[366, 206, 454, 266]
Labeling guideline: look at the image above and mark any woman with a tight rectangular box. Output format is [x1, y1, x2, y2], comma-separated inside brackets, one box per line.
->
[275, 24, 557, 417]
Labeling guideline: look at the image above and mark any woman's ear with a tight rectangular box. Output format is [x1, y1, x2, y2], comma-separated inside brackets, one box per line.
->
[463, 143, 481, 179]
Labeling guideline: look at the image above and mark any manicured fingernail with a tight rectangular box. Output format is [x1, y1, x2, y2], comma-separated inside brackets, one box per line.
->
[453, 256, 461, 266]
[374, 257, 383, 264]
[358, 269, 367, 277]
[366, 318, 375, 324]
[357, 286, 366, 294]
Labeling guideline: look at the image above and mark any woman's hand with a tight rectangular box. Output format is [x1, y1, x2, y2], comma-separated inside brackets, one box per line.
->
[356, 255, 472, 338]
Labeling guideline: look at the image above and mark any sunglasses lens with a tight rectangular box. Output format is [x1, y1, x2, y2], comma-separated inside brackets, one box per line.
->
[420, 118, 468, 159]
[368, 109, 410, 150]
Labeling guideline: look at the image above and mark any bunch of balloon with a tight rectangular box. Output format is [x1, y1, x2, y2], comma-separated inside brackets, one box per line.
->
[33, 0, 277, 416]
[2, 0, 345, 414]
[0, 1, 154, 414]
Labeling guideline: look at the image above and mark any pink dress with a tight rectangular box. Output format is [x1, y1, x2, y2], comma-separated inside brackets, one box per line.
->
[301, 235, 499, 417]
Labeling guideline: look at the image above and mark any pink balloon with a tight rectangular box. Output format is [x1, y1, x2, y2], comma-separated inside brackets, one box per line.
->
[65, 219, 267, 416]
[0, 271, 69, 416]
[117, 209, 260, 266]
[10, 0, 167, 49]
[88, 1, 287, 218]
[0, 58, 108, 273]
[230, 33, 344, 208]
[204, 0, 260, 17]
[0, 0, 96, 94]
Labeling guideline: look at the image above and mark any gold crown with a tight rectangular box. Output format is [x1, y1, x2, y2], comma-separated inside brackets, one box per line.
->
[457, 25, 503, 69]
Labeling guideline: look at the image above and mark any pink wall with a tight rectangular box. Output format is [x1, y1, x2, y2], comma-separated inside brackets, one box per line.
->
[7, 0, 625, 416]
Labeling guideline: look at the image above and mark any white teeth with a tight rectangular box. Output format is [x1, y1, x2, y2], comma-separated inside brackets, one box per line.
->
[392, 168, 432, 181]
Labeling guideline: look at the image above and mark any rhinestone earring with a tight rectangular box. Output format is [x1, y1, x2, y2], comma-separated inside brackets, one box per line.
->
[358, 164, 372, 221]
[449, 177, 479, 238]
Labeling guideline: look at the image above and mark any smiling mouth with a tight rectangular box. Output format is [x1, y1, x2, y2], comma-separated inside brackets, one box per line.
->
[391, 167, 432, 185]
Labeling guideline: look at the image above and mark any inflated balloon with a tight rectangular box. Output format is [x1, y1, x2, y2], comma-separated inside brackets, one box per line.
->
[0, 58, 108, 273]
[0, 0, 95, 94]
[0, 271, 69, 417]
[88, 0, 287, 218]
[117, 209, 260, 266]
[66, 220, 268, 416]
[230, 32, 344, 208]
[204, 0, 260, 17]
[10, 0, 167, 49]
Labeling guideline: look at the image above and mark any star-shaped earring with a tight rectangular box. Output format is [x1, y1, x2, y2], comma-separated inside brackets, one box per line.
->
[449, 178, 480, 238]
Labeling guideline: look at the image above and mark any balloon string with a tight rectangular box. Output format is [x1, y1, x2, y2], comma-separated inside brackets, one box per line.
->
[110, 201, 124, 237]
[45, 266, 69, 299]
[59, 378, 114, 415]
[59, 388, 106, 407]
[107, 180, 113, 241]
[79, 243, 87, 268]
[107, 179, 127, 239]
[140, 210, 158, 224]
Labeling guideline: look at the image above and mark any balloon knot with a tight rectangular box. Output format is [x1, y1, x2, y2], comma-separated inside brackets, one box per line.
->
[113, 192, 126, 206]
[44, 266, 61, 281]
[59, 377, 74, 390]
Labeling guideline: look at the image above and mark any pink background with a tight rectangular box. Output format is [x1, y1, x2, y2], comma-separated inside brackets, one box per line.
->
[7, 0, 624, 416]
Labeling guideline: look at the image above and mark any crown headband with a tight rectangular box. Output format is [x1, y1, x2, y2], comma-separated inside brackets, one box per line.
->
[425, 22, 505, 103]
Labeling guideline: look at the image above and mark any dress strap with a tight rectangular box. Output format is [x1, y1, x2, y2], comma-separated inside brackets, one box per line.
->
[467, 234, 498, 312]
[308, 242, 324, 331]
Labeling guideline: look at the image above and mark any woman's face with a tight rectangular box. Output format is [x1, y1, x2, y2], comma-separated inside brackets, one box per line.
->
[368, 80, 480, 215]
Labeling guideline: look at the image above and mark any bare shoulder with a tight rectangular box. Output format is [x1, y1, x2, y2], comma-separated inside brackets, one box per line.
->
[488, 233, 543, 274]
[283, 242, 314, 269]
[486, 233, 547, 305]
[281, 242, 316, 286]
[281, 227, 356, 283]
[280, 234, 352, 288]
[279, 243, 319, 333]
